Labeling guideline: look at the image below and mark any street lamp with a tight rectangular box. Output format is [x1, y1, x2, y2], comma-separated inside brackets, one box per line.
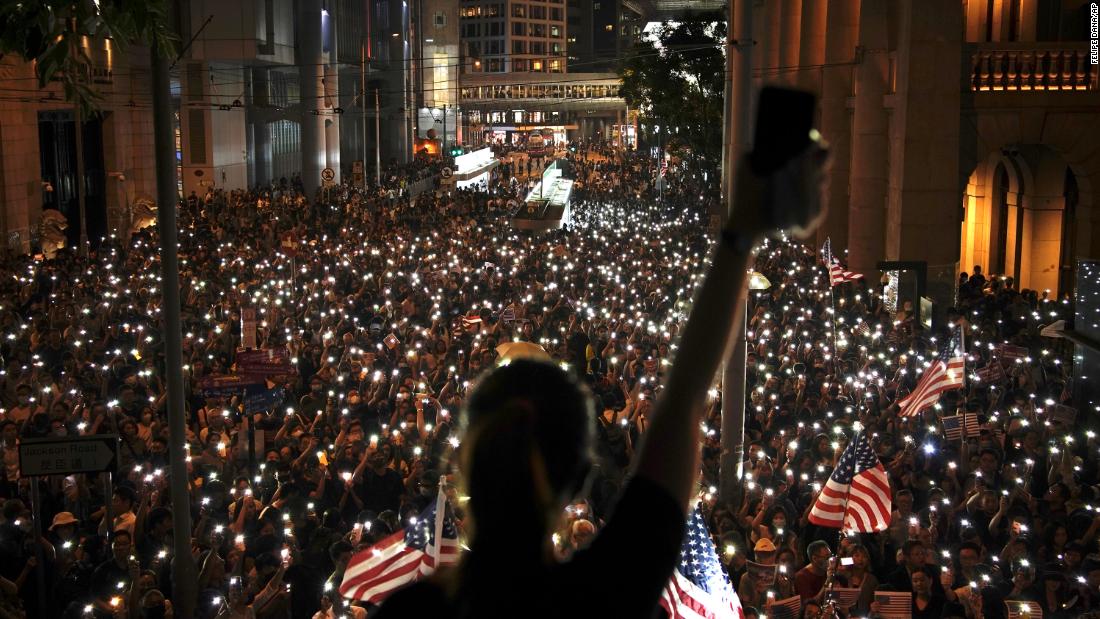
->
[720, 270, 770, 512]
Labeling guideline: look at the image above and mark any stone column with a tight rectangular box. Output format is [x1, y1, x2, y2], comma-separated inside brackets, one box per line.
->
[778, 0, 802, 86]
[816, 0, 859, 250]
[885, 0, 963, 311]
[846, 0, 890, 276]
[759, 0, 782, 85]
[299, 0, 325, 195]
[797, 0, 826, 93]
[324, 66, 341, 182]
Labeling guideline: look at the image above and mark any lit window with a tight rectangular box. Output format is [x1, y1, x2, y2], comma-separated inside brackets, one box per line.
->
[532, 60, 543, 71]
[604, 24, 613, 31]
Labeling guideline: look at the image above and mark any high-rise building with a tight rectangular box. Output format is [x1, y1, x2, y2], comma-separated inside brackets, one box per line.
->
[461, 0, 568, 74]
[414, 0, 462, 147]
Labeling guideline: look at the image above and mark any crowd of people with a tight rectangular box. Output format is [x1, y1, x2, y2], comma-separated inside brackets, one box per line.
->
[0, 139, 1088, 619]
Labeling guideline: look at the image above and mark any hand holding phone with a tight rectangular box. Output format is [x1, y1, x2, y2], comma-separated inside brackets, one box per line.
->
[743, 87, 829, 239]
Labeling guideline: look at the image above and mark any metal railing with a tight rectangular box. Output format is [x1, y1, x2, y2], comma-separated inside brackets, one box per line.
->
[968, 43, 1099, 92]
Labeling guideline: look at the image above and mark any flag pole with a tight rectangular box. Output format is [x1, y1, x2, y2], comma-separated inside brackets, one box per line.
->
[433, 474, 447, 568]
[827, 271, 842, 379]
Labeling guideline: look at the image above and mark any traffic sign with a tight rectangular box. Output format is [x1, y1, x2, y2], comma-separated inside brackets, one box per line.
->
[19, 435, 119, 477]
[441, 167, 453, 179]
[321, 167, 335, 182]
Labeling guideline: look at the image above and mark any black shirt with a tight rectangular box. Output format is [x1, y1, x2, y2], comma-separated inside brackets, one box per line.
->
[375, 476, 685, 618]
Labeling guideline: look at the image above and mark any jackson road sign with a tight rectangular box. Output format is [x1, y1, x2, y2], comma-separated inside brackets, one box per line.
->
[19, 434, 119, 476]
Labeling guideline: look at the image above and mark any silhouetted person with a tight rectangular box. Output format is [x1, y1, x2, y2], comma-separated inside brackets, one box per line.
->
[375, 143, 830, 618]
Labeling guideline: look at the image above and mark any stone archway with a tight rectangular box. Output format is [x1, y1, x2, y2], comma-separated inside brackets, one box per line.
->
[959, 110, 1100, 296]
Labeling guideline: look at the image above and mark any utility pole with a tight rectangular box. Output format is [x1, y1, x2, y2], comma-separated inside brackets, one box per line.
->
[74, 105, 89, 257]
[70, 30, 88, 257]
[718, 0, 755, 514]
[375, 88, 382, 184]
[361, 38, 368, 188]
[152, 39, 198, 619]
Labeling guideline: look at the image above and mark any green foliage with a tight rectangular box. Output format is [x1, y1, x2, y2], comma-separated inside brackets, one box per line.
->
[618, 18, 726, 173]
[0, 0, 178, 117]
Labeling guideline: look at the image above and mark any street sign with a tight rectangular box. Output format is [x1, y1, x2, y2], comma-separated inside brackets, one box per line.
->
[352, 160, 364, 174]
[321, 167, 335, 182]
[19, 435, 119, 477]
[441, 167, 453, 179]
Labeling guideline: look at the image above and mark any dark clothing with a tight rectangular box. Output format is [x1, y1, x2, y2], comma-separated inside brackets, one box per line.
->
[375, 476, 685, 618]
[911, 593, 945, 619]
[355, 467, 405, 514]
[89, 559, 129, 600]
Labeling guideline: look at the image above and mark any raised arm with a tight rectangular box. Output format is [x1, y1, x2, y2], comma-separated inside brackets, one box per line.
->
[632, 147, 828, 509]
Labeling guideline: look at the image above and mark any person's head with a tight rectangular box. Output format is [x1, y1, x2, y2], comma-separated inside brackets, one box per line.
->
[50, 511, 79, 540]
[111, 529, 133, 563]
[911, 569, 931, 596]
[147, 507, 172, 539]
[140, 589, 169, 619]
[843, 543, 869, 570]
[459, 359, 595, 553]
[807, 540, 831, 574]
[0, 420, 16, 443]
[330, 540, 353, 568]
[904, 540, 926, 569]
[958, 543, 981, 571]
[753, 537, 777, 564]
[113, 486, 137, 515]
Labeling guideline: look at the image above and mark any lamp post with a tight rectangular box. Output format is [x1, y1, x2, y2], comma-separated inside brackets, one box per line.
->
[719, 270, 770, 510]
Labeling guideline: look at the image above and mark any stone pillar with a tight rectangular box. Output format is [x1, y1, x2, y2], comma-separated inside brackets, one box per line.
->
[846, 0, 890, 276]
[816, 0, 859, 250]
[885, 0, 963, 310]
[778, 0, 803, 86]
[299, 0, 325, 195]
[250, 68, 271, 187]
[759, 0, 782, 85]
[324, 64, 341, 182]
[797, 0, 826, 93]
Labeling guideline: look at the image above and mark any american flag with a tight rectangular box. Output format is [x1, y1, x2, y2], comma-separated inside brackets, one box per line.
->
[821, 237, 833, 265]
[766, 595, 801, 619]
[831, 587, 861, 610]
[460, 313, 483, 332]
[898, 330, 965, 417]
[941, 413, 980, 442]
[854, 321, 872, 339]
[829, 258, 863, 287]
[660, 158, 668, 176]
[807, 432, 892, 532]
[1005, 600, 1043, 619]
[874, 591, 912, 619]
[658, 504, 744, 619]
[339, 487, 460, 604]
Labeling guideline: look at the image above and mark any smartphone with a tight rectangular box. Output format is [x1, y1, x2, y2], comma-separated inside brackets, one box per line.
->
[751, 87, 816, 176]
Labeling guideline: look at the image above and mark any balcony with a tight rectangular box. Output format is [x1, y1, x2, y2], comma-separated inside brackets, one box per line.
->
[968, 43, 1098, 92]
